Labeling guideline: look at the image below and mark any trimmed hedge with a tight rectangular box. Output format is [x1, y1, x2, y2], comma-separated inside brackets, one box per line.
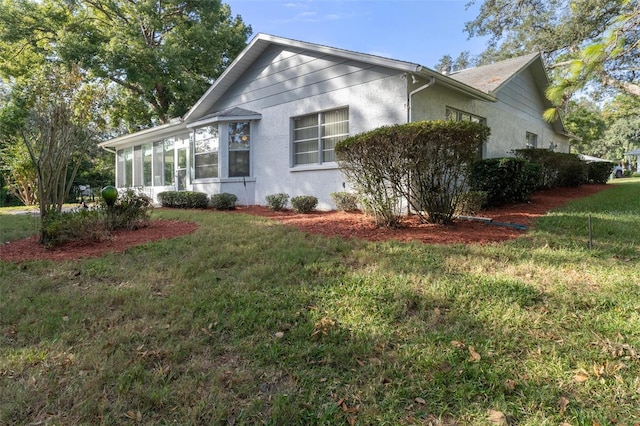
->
[291, 195, 318, 213]
[514, 149, 588, 188]
[210, 192, 238, 210]
[265, 193, 289, 211]
[587, 162, 614, 184]
[157, 191, 209, 209]
[336, 120, 490, 225]
[470, 157, 540, 207]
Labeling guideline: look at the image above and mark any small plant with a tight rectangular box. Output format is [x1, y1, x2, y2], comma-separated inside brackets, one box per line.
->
[41, 209, 106, 248]
[330, 191, 359, 211]
[291, 195, 318, 213]
[107, 188, 153, 230]
[265, 193, 289, 211]
[210, 192, 238, 210]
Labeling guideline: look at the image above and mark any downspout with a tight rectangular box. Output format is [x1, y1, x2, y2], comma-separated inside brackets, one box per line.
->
[407, 75, 436, 123]
[406, 75, 436, 215]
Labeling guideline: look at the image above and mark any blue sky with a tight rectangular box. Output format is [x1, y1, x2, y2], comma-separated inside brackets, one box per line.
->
[226, 0, 489, 70]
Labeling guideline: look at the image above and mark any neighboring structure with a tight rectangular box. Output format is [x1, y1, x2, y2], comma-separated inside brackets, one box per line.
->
[624, 148, 640, 173]
[99, 33, 571, 209]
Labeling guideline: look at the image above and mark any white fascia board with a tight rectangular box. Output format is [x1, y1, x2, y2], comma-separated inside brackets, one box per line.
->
[98, 120, 186, 150]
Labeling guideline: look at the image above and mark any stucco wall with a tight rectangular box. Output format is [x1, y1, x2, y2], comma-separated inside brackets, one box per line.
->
[205, 45, 408, 210]
[410, 69, 570, 158]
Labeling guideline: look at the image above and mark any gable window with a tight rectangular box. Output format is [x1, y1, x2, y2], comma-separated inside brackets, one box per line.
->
[228, 122, 251, 177]
[293, 107, 349, 166]
[194, 126, 219, 179]
[526, 132, 538, 148]
[446, 107, 486, 125]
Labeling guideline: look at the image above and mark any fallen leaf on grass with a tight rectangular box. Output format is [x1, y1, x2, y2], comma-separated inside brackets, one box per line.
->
[558, 396, 570, 415]
[414, 397, 426, 405]
[573, 371, 589, 383]
[274, 331, 284, 339]
[450, 340, 465, 348]
[503, 379, 516, 391]
[124, 410, 142, 421]
[468, 346, 481, 362]
[487, 409, 507, 425]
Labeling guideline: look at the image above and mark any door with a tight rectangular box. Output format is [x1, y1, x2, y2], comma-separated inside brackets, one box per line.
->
[176, 146, 188, 191]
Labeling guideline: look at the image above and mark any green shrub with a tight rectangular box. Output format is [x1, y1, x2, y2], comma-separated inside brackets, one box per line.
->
[330, 192, 359, 211]
[291, 195, 318, 213]
[470, 157, 539, 207]
[210, 192, 238, 210]
[456, 191, 488, 215]
[265, 193, 289, 211]
[337, 120, 490, 225]
[514, 149, 588, 188]
[587, 162, 614, 184]
[158, 191, 209, 208]
[41, 209, 106, 248]
[624, 169, 634, 178]
[107, 188, 153, 230]
[0, 187, 22, 207]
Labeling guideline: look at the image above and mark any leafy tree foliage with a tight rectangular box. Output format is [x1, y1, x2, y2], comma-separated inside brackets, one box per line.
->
[4, 65, 103, 243]
[0, 0, 251, 128]
[465, 0, 639, 101]
[434, 51, 473, 73]
[564, 101, 607, 155]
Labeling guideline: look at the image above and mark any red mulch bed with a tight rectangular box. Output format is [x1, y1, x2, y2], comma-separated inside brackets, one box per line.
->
[0, 184, 611, 262]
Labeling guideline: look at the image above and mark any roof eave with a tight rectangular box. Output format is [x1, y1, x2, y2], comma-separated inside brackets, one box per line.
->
[98, 119, 186, 150]
[415, 68, 497, 101]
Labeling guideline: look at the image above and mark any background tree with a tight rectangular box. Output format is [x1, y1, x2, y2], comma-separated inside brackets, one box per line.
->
[563, 100, 607, 155]
[8, 64, 104, 243]
[434, 51, 473, 73]
[465, 0, 639, 103]
[601, 94, 640, 163]
[0, 0, 251, 129]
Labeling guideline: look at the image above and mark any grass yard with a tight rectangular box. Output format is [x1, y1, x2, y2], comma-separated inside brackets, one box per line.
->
[1, 179, 640, 425]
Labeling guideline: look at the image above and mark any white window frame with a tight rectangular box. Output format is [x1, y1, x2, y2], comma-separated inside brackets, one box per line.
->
[526, 131, 538, 148]
[445, 107, 486, 125]
[193, 126, 219, 180]
[292, 107, 349, 167]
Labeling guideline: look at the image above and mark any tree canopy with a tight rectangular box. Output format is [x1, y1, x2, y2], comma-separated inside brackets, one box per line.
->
[0, 0, 252, 129]
[465, 0, 639, 101]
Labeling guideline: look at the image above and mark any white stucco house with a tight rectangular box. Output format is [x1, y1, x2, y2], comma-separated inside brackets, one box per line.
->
[98, 33, 571, 210]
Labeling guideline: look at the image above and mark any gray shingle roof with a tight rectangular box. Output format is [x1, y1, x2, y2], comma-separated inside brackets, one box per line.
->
[448, 52, 541, 94]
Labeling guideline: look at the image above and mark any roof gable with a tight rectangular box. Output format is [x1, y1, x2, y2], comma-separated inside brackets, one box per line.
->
[184, 33, 495, 122]
[449, 53, 568, 135]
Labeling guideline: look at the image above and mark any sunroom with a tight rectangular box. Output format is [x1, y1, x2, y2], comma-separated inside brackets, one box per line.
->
[100, 108, 262, 205]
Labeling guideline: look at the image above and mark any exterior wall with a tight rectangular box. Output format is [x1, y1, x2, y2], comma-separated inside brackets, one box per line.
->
[410, 68, 570, 159]
[202, 45, 408, 210]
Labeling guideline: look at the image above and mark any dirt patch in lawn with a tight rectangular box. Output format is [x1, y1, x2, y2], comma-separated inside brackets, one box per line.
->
[0, 184, 610, 262]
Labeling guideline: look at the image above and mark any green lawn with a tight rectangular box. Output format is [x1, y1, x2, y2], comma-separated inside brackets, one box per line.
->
[1, 180, 640, 425]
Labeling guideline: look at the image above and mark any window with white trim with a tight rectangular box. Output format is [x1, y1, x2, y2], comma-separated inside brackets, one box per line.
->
[293, 107, 349, 166]
[228, 122, 250, 177]
[446, 107, 486, 125]
[526, 132, 538, 148]
[194, 126, 219, 179]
